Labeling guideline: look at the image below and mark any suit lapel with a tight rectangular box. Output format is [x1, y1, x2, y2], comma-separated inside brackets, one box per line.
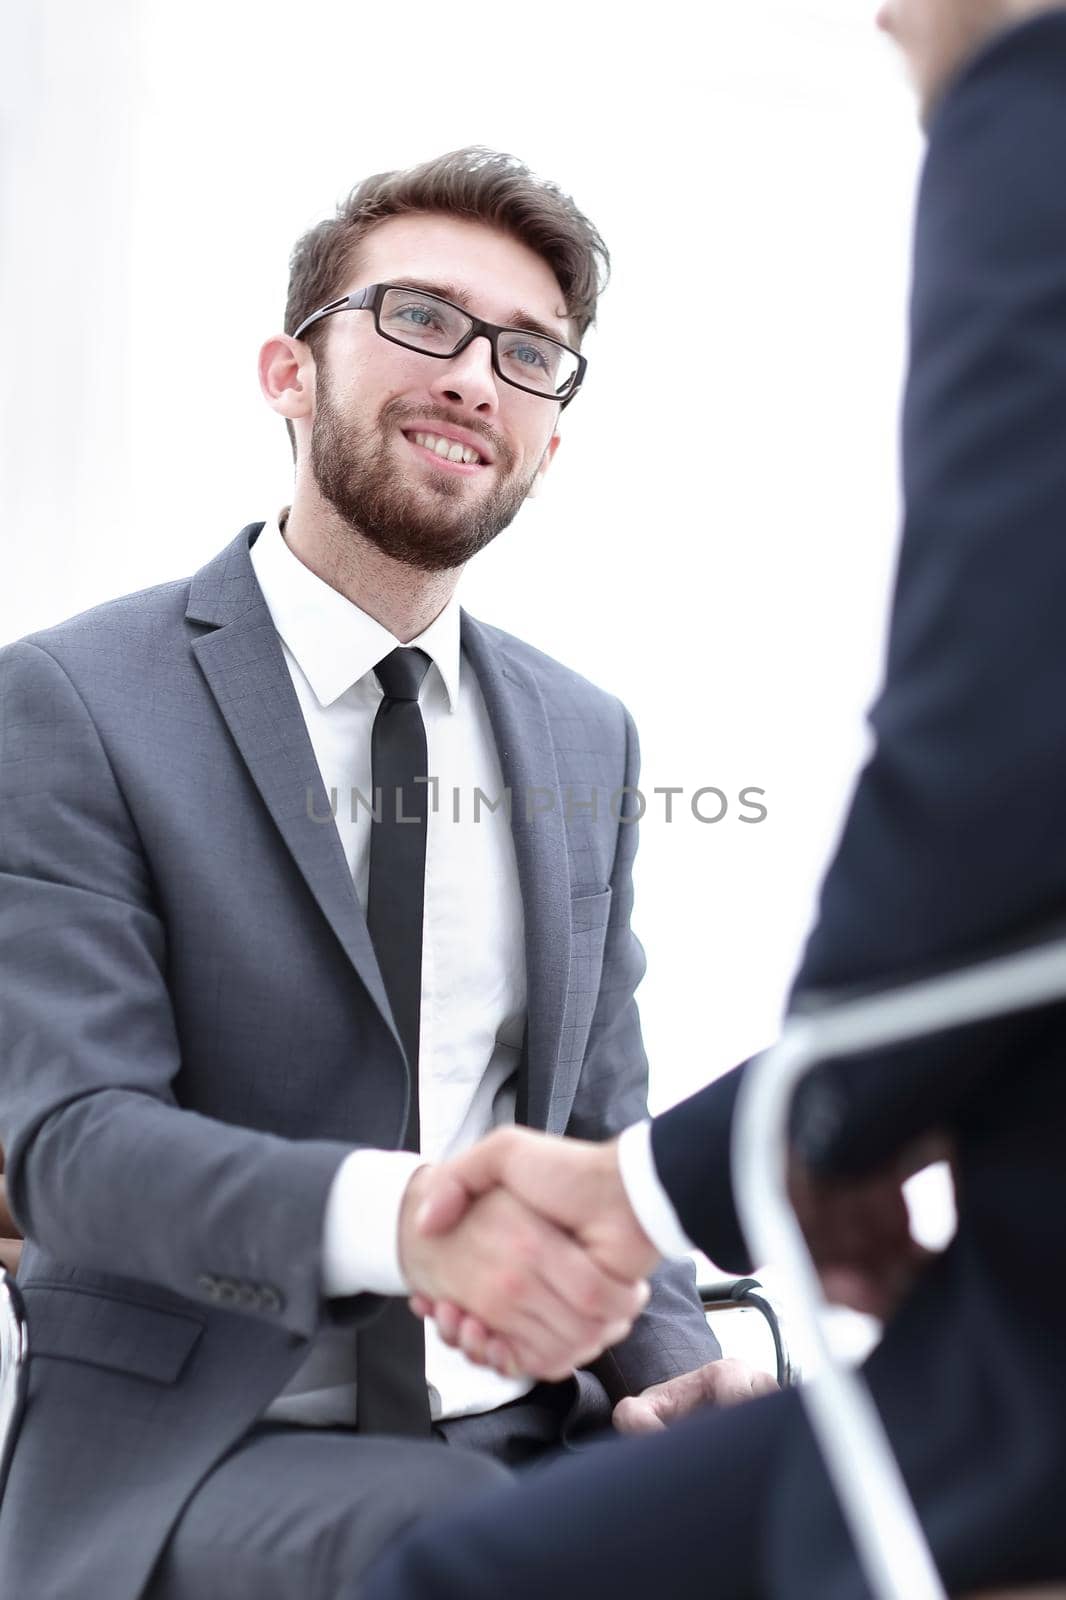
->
[185, 525, 403, 1059]
[461, 612, 572, 1129]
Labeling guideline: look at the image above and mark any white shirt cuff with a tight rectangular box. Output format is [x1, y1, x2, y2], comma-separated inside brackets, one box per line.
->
[321, 1149, 426, 1297]
[616, 1119, 695, 1259]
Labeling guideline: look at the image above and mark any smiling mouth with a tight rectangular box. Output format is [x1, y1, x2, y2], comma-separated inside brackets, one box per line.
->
[401, 430, 490, 475]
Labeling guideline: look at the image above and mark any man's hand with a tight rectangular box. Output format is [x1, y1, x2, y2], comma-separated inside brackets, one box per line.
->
[877, 0, 1065, 128]
[414, 1127, 660, 1282]
[398, 1163, 650, 1381]
[612, 1358, 779, 1435]
[789, 1135, 950, 1319]
[406, 1128, 660, 1376]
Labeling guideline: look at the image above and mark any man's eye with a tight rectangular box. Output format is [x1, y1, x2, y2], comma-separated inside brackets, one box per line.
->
[393, 303, 439, 329]
[513, 344, 548, 369]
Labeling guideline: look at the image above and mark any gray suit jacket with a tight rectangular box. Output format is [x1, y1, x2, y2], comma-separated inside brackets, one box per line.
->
[0, 522, 718, 1599]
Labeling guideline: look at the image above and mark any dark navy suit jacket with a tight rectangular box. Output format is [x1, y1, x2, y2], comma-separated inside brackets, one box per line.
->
[653, 14, 1066, 1593]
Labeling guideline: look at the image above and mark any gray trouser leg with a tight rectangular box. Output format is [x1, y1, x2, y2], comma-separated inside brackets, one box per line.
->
[145, 1423, 515, 1600]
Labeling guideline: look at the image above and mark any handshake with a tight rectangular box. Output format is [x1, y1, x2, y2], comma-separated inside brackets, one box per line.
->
[396, 1128, 657, 1384]
[395, 1120, 944, 1408]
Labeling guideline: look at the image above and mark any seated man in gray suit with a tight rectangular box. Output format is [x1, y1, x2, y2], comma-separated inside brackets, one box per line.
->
[0, 148, 768, 1600]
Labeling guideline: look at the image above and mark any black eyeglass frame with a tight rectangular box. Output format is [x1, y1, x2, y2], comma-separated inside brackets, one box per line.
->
[291, 283, 587, 408]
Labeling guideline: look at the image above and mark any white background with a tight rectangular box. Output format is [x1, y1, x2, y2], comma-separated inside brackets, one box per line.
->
[1, 2, 948, 1344]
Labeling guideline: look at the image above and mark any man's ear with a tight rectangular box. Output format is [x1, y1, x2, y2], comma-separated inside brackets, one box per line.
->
[527, 430, 561, 499]
[259, 334, 316, 425]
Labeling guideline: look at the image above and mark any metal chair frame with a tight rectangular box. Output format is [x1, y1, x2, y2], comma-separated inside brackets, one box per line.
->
[732, 934, 1066, 1600]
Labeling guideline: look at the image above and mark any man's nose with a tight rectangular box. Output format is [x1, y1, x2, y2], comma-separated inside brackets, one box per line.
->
[429, 333, 499, 414]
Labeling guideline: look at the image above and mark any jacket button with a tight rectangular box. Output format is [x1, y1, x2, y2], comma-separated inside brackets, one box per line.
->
[259, 1286, 283, 1314]
[216, 1279, 240, 1306]
[196, 1273, 219, 1298]
[237, 1283, 260, 1308]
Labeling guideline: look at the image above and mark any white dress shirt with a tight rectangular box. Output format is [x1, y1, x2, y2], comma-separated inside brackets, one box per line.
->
[249, 511, 690, 1425]
[251, 512, 531, 1420]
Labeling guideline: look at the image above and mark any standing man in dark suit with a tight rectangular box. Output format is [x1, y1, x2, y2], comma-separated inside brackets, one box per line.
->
[365, 5, 1066, 1596]
[0, 149, 764, 1600]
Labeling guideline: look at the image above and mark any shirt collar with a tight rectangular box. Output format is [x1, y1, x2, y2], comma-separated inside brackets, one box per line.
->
[248, 510, 462, 712]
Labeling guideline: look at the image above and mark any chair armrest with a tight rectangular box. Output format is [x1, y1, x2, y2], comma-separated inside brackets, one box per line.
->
[697, 1275, 797, 1387]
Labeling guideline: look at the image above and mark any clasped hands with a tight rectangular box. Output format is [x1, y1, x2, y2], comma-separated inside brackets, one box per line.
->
[396, 1128, 778, 1431]
[397, 1128, 654, 1384]
[395, 1122, 946, 1428]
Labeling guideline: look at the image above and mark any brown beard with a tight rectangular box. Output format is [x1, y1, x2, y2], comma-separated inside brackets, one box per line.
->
[310, 364, 545, 573]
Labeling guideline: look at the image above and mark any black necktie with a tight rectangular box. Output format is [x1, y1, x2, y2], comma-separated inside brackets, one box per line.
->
[355, 647, 434, 1436]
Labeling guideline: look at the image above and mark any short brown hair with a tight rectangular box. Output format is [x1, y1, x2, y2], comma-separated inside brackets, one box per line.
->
[281, 146, 610, 459]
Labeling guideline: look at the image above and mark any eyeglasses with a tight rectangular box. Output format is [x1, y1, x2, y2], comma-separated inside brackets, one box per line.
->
[292, 283, 586, 408]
